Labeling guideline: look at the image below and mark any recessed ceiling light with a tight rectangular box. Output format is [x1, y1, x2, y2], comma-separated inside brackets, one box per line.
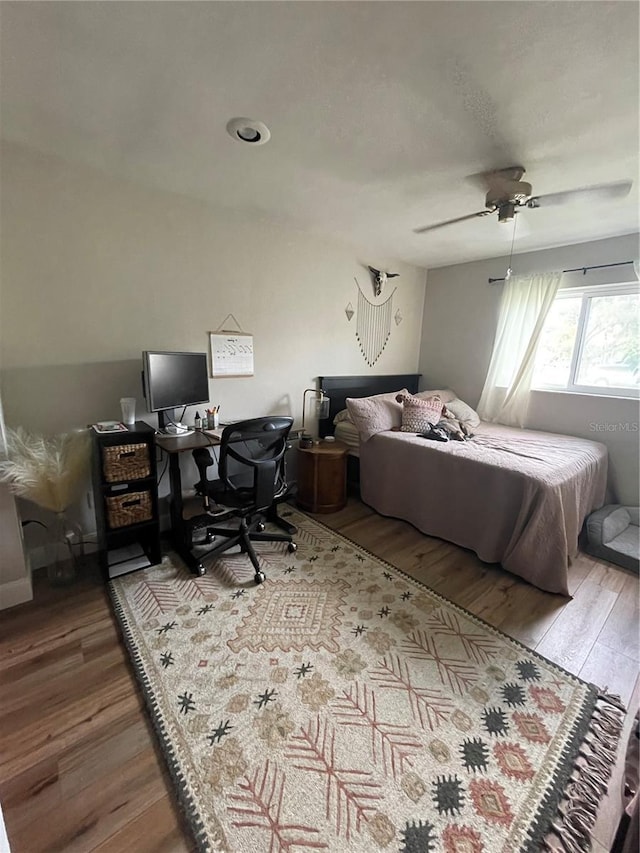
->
[226, 117, 271, 145]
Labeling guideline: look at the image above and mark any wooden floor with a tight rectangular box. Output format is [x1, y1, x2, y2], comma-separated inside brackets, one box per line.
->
[1, 497, 638, 852]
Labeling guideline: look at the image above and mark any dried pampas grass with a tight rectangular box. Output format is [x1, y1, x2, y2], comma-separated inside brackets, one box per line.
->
[0, 428, 90, 513]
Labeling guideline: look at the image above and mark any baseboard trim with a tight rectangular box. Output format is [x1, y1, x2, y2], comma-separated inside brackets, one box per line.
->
[28, 540, 98, 571]
[0, 575, 33, 611]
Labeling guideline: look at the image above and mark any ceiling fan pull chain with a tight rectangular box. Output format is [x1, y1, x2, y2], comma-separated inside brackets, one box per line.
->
[505, 214, 519, 281]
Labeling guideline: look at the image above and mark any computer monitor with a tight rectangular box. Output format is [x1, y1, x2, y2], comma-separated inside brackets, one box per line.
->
[142, 351, 209, 432]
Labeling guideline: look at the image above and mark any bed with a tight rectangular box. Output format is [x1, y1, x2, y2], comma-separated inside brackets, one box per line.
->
[318, 374, 608, 595]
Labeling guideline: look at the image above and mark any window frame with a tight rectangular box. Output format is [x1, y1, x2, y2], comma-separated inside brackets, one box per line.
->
[533, 281, 640, 399]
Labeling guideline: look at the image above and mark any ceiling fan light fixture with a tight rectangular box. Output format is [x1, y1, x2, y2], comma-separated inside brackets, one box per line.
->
[226, 117, 271, 145]
[485, 181, 532, 209]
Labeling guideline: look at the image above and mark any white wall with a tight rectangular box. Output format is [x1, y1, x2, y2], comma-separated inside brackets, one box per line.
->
[0, 485, 33, 609]
[420, 233, 640, 505]
[0, 357, 31, 609]
[0, 141, 427, 549]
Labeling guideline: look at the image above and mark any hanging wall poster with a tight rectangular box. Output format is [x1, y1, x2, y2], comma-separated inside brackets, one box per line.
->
[209, 331, 254, 377]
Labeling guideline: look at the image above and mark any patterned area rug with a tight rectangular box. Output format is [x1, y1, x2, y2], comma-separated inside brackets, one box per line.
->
[110, 507, 624, 853]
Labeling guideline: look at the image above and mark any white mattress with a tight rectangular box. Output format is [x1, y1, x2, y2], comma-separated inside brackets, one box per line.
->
[334, 420, 360, 456]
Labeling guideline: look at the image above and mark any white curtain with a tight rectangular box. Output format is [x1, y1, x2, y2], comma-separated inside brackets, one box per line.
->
[477, 270, 563, 427]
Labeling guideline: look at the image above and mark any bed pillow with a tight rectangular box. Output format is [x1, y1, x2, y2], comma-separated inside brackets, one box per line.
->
[416, 388, 457, 405]
[445, 397, 481, 428]
[333, 409, 353, 425]
[346, 389, 408, 442]
[416, 389, 481, 428]
[396, 392, 444, 432]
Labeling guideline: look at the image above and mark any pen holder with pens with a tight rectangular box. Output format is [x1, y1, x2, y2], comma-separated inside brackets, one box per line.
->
[207, 411, 219, 429]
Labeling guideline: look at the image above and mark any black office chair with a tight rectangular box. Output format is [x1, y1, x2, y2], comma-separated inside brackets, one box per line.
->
[187, 416, 297, 584]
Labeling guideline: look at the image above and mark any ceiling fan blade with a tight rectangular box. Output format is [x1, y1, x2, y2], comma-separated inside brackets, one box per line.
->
[527, 180, 632, 209]
[413, 210, 492, 234]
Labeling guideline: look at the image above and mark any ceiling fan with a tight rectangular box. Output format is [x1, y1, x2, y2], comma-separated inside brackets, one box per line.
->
[413, 167, 633, 234]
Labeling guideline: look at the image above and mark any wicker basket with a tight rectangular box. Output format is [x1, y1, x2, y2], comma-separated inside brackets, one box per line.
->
[102, 443, 150, 483]
[106, 490, 153, 529]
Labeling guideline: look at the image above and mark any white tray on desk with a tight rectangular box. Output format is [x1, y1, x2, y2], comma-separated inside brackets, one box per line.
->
[203, 428, 224, 440]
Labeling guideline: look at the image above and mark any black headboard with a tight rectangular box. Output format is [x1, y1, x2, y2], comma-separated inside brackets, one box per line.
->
[317, 374, 421, 437]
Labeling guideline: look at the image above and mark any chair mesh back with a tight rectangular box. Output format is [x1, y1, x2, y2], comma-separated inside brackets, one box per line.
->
[219, 417, 293, 511]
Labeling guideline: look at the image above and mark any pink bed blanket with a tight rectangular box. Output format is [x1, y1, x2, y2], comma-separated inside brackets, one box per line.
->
[359, 422, 607, 595]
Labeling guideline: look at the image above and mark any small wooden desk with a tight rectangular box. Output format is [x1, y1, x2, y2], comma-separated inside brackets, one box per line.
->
[296, 439, 349, 513]
[155, 431, 220, 573]
[155, 429, 296, 574]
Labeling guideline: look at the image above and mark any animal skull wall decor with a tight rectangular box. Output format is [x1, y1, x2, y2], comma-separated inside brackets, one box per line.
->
[368, 266, 399, 297]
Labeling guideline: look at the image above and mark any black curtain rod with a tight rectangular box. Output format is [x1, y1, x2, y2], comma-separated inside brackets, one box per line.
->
[488, 259, 635, 284]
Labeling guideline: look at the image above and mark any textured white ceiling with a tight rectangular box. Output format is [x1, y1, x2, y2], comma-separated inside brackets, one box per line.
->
[1, 1, 638, 268]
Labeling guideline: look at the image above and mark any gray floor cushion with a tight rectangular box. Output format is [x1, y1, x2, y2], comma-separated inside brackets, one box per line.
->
[586, 505, 639, 573]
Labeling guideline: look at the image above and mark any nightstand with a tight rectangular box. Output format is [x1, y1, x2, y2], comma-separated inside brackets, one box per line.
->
[296, 440, 349, 513]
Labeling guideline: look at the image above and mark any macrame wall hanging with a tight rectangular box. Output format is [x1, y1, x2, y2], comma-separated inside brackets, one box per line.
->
[354, 278, 397, 366]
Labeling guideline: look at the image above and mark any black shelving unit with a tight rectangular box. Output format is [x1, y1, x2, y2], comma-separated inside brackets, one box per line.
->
[91, 421, 161, 579]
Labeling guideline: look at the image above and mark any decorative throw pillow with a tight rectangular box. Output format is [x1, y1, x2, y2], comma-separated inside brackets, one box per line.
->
[445, 397, 481, 428]
[346, 389, 408, 442]
[396, 392, 444, 432]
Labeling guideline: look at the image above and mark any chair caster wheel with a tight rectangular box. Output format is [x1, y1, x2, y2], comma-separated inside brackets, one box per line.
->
[255, 571, 266, 585]
[256, 522, 266, 532]
[287, 542, 297, 553]
[196, 564, 206, 577]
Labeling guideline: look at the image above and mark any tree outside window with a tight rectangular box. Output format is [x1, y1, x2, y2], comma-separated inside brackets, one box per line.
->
[533, 284, 639, 397]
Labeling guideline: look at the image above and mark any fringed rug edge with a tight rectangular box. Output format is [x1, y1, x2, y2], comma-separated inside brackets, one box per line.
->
[108, 582, 215, 853]
[534, 691, 627, 853]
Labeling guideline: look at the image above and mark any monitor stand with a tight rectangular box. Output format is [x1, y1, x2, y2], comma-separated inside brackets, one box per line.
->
[158, 409, 189, 435]
[163, 423, 189, 435]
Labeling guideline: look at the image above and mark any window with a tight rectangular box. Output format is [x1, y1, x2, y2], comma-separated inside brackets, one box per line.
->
[533, 283, 639, 397]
